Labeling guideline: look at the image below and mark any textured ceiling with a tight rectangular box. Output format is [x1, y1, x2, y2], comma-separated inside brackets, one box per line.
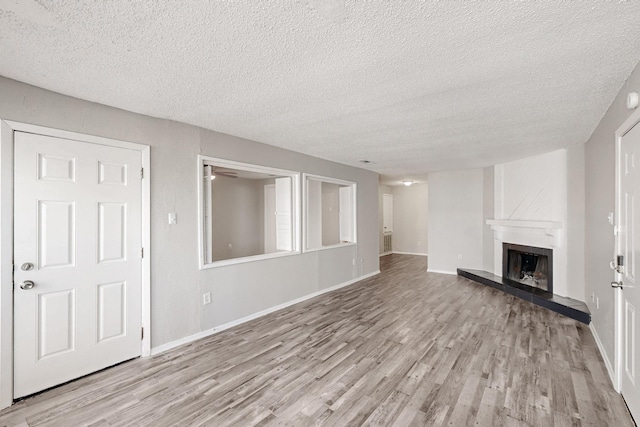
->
[2, 1, 640, 185]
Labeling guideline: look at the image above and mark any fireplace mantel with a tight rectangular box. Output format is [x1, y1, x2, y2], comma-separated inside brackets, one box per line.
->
[486, 219, 562, 229]
[486, 219, 563, 248]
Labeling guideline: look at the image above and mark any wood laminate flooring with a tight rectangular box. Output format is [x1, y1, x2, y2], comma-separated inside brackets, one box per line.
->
[0, 254, 634, 426]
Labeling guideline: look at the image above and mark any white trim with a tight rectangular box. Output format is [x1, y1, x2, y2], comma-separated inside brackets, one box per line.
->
[302, 242, 358, 253]
[4, 121, 148, 151]
[613, 106, 640, 394]
[151, 270, 381, 356]
[0, 120, 151, 410]
[197, 155, 301, 270]
[392, 251, 428, 256]
[199, 250, 300, 269]
[486, 219, 563, 229]
[0, 121, 15, 410]
[302, 173, 357, 253]
[590, 323, 617, 390]
[427, 269, 457, 275]
[140, 144, 151, 358]
[379, 252, 392, 257]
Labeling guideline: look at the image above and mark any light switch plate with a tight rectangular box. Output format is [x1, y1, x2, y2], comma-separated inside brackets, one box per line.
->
[168, 212, 177, 225]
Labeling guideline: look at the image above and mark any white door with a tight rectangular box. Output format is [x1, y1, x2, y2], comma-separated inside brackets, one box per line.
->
[616, 118, 640, 420]
[13, 131, 142, 398]
[383, 193, 393, 233]
[264, 184, 276, 253]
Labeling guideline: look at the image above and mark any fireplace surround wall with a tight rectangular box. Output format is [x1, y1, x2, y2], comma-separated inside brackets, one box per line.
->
[502, 242, 553, 293]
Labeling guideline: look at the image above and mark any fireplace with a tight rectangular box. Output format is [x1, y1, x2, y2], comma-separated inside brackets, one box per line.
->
[502, 243, 553, 293]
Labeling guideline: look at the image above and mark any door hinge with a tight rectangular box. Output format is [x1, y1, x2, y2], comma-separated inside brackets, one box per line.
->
[141, 327, 144, 340]
[140, 168, 144, 179]
[140, 247, 144, 258]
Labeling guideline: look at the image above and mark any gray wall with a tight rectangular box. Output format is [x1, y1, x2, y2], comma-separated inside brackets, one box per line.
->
[585, 60, 640, 362]
[391, 184, 428, 255]
[427, 169, 485, 273]
[211, 176, 262, 261]
[0, 76, 380, 350]
[566, 144, 586, 301]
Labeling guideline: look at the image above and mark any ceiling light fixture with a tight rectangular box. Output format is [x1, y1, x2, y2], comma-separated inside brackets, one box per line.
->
[403, 180, 413, 187]
[627, 92, 639, 109]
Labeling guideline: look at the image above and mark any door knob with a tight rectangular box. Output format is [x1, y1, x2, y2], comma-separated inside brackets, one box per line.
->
[20, 280, 35, 290]
[611, 281, 624, 289]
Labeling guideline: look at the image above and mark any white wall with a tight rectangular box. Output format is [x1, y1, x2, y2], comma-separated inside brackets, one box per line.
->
[391, 183, 428, 256]
[0, 76, 380, 355]
[482, 167, 494, 271]
[585, 60, 640, 368]
[492, 149, 573, 298]
[495, 150, 567, 222]
[427, 169, 484, 274]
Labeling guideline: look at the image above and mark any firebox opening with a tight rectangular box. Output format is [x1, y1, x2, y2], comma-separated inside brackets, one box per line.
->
[502, 243, 553, 294]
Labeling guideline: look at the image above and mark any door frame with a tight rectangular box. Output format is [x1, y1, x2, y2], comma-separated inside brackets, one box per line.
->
[614, 106, 640, 393]
[0, 120, 151, 409]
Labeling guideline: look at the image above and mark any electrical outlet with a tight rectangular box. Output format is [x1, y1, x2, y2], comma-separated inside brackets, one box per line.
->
[596, 297, 600, 309]
[457, 254, 463, 261]
[203, 292, 211, 305]
[228, 243, 232, 249]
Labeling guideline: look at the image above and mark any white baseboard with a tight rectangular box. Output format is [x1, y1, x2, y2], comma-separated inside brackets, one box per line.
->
[379, 252, 392, 257]
[427, 269, 457, 275]
[393, 251, 428, 257]
[151, 270, 381, 356]
[590, 323, 616, 389]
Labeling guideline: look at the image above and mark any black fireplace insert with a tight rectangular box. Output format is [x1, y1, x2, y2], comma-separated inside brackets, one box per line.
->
[502, 243, 553, 293]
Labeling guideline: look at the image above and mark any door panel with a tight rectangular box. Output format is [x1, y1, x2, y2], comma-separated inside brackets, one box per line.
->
[38, 289, 75, 359]
[38, 201, 76, 269]
[14, 131, 142, 398]
[98, 161, 127, 186]
[97, 281, 126, 342]
[38, 154, 75, 182]
[625, 301, 636, 384]
[618, 120, 640, 420]
[98, 202, 127, 263]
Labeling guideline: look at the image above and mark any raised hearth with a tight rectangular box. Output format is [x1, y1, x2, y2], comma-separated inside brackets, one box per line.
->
[457, 268, 590, 324]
